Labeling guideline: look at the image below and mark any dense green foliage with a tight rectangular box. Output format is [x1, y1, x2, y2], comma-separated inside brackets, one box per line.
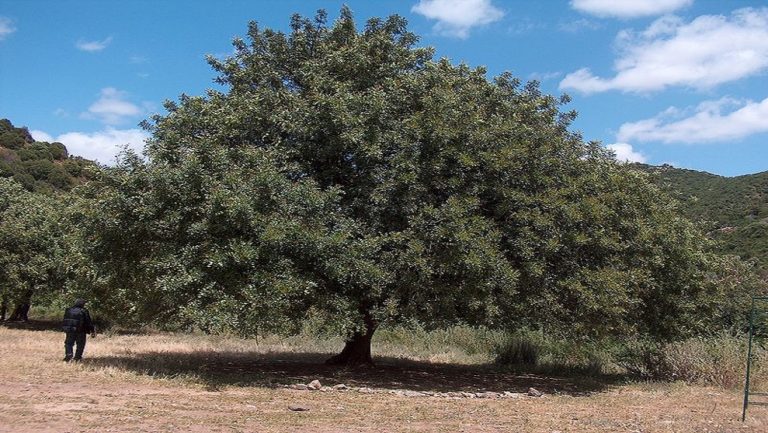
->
[636, 163, 768, 270]
[0, 118, 96, 194]
[0, 178, 64, 320]
[70, 9, 755, 364]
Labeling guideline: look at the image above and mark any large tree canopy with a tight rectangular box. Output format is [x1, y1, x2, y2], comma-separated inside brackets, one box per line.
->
[81, 9, 745, 365]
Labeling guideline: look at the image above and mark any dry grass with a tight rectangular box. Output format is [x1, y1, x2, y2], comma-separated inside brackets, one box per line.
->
[1, 323, 767, 432]
[657, 334, 768, 389]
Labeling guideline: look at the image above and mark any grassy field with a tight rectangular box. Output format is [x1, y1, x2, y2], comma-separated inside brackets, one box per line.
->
[1, 322, 766, 432]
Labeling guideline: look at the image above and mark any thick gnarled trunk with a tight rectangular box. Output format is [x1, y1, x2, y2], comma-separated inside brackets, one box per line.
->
[8, 290, 32, 322]
[9, 302, 30, 322]
[325, 312, 377, 366]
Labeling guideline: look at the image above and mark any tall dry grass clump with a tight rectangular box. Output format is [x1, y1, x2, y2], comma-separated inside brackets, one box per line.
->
[373, 325, 503, 364]
[492, 329, 612, 375]
[654, 333, 767, 389]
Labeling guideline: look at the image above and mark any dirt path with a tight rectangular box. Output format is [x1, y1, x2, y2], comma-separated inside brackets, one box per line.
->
[0, 326, 765, 432]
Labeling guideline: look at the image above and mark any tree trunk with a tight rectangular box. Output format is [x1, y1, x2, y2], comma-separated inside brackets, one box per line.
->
[9, 302, 30, 322]
[0, 295, 7, 321]
[325, 311, 377, 366]
[9, 290, 32, 322]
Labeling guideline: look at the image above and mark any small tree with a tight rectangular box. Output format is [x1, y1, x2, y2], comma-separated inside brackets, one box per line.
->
[84, 9, 744, 364]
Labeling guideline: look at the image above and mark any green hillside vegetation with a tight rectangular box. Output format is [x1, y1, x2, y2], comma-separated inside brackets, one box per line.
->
[634, 163, 768, 269]
[0, 118, 97, 194]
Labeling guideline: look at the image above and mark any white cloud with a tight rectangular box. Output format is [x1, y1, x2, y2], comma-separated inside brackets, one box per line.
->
[606, 142, 647, 163]
[528, 71, 563, 82]
[617, 96, 768, 144]
[560, 7, 768, 94]
[32, 128, 148, 164]
[571, 0, 692, 18]
[76, 36, 113, 52]
[506, 18, 543, 36]
[82, 87, 142, 125]
[30, 130, 53, 143]
[559, 18, 601, 33]
[0, 17, 16, 40]
[412, 0, 504, 38]
[129, 55, 148, 64]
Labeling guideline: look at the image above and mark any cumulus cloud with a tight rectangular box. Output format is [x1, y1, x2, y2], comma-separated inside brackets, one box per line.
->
[617, 96, 768, 144]
[412, 0, 504, 38]
[30, 130, 53, 143]
[0, 17, 16, 40]
[560, 7, 768, 94]
[31, 128, 148, 164]
[571, 0, 692, 18]
[82, 87, 143, 125]
[606, 143, 647, 163]
[76, 36, 113, 52]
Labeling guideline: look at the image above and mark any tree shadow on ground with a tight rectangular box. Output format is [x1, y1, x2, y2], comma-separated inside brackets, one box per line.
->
[85, 349, 621, 396]
[1, 319, 61, 332]
[2, 319, 130, 334]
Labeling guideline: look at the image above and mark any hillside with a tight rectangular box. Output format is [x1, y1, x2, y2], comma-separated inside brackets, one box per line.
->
[0, 119, 97, 194]
[633, 163, 768, 269]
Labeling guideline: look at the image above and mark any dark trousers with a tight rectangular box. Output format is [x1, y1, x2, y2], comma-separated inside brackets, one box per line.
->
[64, 331, 87, 360]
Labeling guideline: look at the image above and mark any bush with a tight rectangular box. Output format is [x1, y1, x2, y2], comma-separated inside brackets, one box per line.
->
[22, 159, 54, 180]
[659, 333, 765, 389]
[47, 166, 74, 190]
[0, 161, 13, 178]
[616, 332, 767, 389]
[12, 172, 35, 190]
[63, 159, 83, 177]
[493, 329, 612, 375]
[0, 131, 25, 150]
[494, 335, 539, 365]
[613, 338, 664, 378]
[49, 142, 68, 160]
[17, 143, 53, 161]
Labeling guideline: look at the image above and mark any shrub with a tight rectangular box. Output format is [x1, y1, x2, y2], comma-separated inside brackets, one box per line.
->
[12, 172, 35, 190]
[494, 335, 539, 365]
[23, 159, 54, 180]
[493, 329, 613, 375]
[658, 333, 765, 389]
[49, 142, 68, 160]
[616, 332, 767, 389]
[47, 166, 74, 190]
[17, 143, 53, 161]
[63, 159, 84, 177]
[0, 131, 25, 150]
[0, 161, 13, 178]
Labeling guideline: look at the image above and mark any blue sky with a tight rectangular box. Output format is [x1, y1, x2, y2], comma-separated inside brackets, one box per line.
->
[1, 0, 766, 176]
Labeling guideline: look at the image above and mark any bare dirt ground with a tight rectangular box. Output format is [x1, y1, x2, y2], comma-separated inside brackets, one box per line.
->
[1, 322, 766, 432]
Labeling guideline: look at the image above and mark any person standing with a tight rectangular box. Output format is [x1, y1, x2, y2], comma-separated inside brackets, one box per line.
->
[61, 298, 95, 362]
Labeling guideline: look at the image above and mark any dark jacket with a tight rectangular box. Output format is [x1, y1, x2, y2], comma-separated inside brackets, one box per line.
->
[62, 306, 94, 333]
